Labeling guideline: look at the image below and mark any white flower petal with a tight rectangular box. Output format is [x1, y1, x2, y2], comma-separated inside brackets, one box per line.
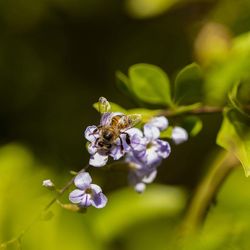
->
[172, 127, 188, 145]
[142, 170, 157, 184]
[42, 179, 54, 188]
[148, 116, 168, 131]
[89, 153, 108, 167]
[144, 124, 160, 141]
[134, 183, 146, 193]
[74, 172, 92, 189]
[88, 142, 98, 154]
[90, 184, 102, 194]
[146, 147, 162, 167]
[126, 128, 143, 138]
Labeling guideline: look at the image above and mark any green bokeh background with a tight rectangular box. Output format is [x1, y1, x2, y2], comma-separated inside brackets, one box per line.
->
[1, 0, 250, 249]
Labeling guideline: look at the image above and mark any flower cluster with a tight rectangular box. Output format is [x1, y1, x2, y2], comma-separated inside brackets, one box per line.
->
[62, 102, 187, 209]
[126, 117, 171, 192]
[83, 112, 188, 194]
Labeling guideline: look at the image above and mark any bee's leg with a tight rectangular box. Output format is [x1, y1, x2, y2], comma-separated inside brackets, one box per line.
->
[121, 132, 131, 145]
[95, 137, 100, 146]
[119, 136, 124, 153]
[89, 128, 99, 136]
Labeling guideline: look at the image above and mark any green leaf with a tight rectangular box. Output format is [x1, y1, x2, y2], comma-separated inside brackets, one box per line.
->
[129, 63, 173, 106]
[160, 126, 173, 139]
[205, 32, 250, 106]
[174, 63, 204, 105]
[237, 80, 250, 107]
[126, 0, 180, 19]
[217, 108, 250, 176]
[181, 116, 203, 137]
[232, 79, 250, 117]
[93, 102, 128, 114]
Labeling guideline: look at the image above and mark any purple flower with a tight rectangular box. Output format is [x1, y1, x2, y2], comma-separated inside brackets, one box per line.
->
[172, 126, 188, 144]
[69, 172, 107, 209]
[127, 155, 158, 193]
[126, 116, 171, 192]
[85, 112, 142, 167]
[134, 116, 171, 167]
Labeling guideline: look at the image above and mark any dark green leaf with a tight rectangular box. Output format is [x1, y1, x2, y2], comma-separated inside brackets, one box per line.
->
[228, 81, 250, 119]
[174, 63, 204, 105]
[217, 108, 250, 176]
[181, 116, 203, 137]
[129, 63, 173, 106]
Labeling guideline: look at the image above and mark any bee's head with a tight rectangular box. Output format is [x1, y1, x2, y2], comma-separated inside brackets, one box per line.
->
[103, 130, 114, 141]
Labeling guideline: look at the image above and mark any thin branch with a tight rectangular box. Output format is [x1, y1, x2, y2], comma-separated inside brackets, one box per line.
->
[179, 151, 239, 236]
[0, 165, 89, 249]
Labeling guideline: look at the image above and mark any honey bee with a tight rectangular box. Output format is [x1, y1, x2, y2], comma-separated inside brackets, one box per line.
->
[93, 97, 141, 152]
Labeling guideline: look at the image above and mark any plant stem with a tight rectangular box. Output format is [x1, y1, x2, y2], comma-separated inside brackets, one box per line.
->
[180, 151, 239, 236]
[161, 105, 223, 117]
[0, 165, 89, 249]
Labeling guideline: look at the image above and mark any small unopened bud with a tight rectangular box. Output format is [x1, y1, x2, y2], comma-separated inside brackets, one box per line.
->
[172, 127, 188, 145]
[42, 179, 55, 189]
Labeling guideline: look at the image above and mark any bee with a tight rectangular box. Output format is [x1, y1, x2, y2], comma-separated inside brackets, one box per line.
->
[93, 97, 141, 152]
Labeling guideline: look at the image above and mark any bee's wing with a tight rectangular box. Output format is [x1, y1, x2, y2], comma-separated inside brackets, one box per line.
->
[98, 97, 111, 114]
[126, 114, 142, 128]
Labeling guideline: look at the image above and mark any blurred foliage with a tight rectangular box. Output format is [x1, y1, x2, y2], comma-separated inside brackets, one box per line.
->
[125, 0, 180, 19]
[1, 0, 250, 249]
[0, 144, 186, 250]
[183, 168, 250, 250]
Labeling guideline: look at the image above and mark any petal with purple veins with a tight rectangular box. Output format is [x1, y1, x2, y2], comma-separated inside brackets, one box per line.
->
[74, 172, 92, 189]
[92, 192, 108, 208]
[89, 152, 108, 167]
[85, 126, 99, 142]
[100, 112, 112, 126]
[79, 193, 92, 207]
[109, 144, 124, 160]
[156, 139, 171, 158]
[69, 189, 84, 204]
[130, 133, 147, 152]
